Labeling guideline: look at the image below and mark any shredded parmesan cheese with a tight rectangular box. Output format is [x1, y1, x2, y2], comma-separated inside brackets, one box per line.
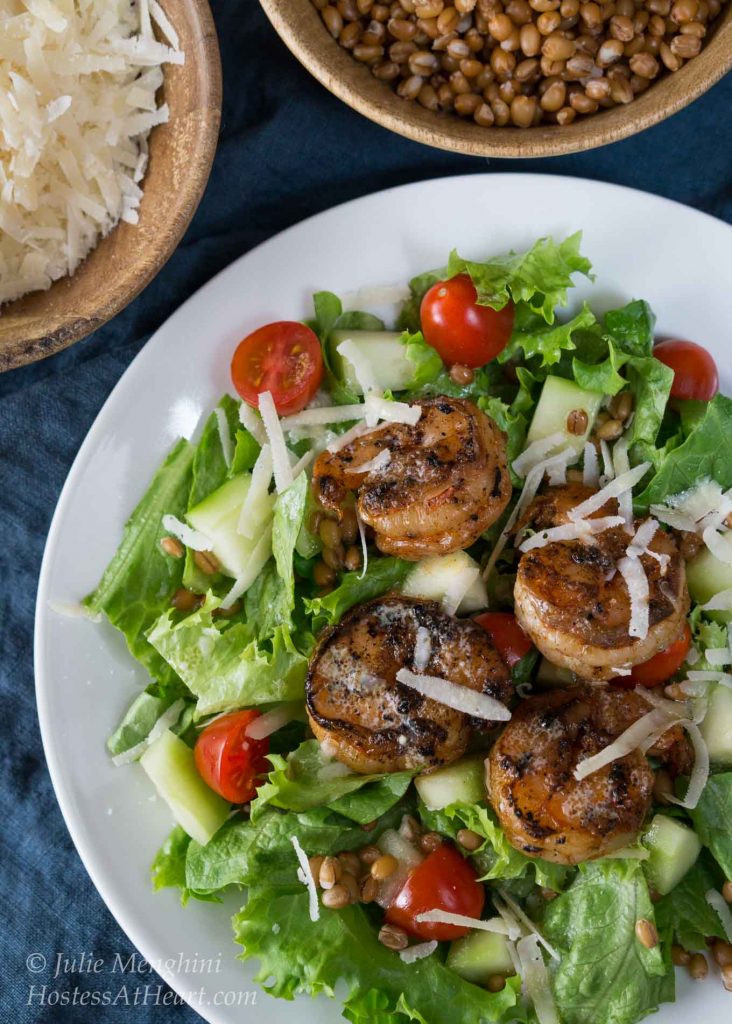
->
[238, 402, 268, 446]
[336, 338, 379, 395]
[399, 941, 438, 964]
[48, 599, 102, 623]
[701, 587, 732, 612]
[583, 441, 599, 487]
[327, 420, 370, 453]
[599, 440, 615, 484]
[574, 708, 671, 781]
[162, 514, 211, 552]
[519, 516, 624, 553]
[498, 890, 559, 960]
[364, 394, 421, 427]
[291, 836, 319, 923]
[517, 935, 559, 1024]
[220, 525, 273, 610]
[0, 2, 183, 306]
[702, 525, 732, 565]
[280, 403, 367, 430]
[569, 463, 650, 522]
[612, 438, 634, 533]
[214, 407, 232, 469]
[346, 449, 392, 476]
[258, 391, 293, 494]
[414, 626, 432, 672]
[414, 911, 511, 935]
[245, 705, 298, 741]
[396, 668, 511, 721]
[356, 509, 368, 580]
[512, 432, 566, 479]
[237, 444, 273, 538]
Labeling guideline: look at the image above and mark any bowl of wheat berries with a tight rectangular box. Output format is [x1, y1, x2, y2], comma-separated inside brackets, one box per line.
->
[260, 0, 732, 157]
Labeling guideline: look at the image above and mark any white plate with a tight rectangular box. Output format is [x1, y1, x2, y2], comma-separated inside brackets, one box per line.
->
[35, 174, 732, 1024]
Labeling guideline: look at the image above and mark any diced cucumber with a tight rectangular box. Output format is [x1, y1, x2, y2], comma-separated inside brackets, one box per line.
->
[699, 683, 732, 765]
[642, 813, 701, 895]
[187, 473, 273, 578]
[415, 756, 486, 811]
[140, 730, 230, 846]
[330, 329, 413, 394]
[686, 537, 732, 623]
[402, 551, 488, 614]
[447, 930, 515, 985]
[535, 656, 575, 689]
[527, 376, 604, 454]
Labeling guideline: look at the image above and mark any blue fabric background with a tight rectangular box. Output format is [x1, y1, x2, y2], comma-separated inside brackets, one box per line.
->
[1, 2, 730, 1020]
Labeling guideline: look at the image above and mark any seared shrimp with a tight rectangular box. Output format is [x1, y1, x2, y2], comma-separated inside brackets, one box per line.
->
[312, 396, 511, 560]
[514, 484, 689, 681]
[306, 596, 512, 774]
[487, 687, 692, 864]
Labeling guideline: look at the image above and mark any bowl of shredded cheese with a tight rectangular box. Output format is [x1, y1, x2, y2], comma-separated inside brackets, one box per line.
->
[0, 0, 221, 371]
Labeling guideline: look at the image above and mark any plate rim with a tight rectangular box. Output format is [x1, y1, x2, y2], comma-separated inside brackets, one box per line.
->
[33, 172, 732, 1023]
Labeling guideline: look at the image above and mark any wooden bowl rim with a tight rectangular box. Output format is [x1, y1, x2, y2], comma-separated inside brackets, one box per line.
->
[260, 0, 732, 159]
[0, 0, 222, 373]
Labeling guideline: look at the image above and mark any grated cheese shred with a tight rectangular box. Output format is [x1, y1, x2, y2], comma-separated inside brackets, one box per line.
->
[0, 1, 184, 306]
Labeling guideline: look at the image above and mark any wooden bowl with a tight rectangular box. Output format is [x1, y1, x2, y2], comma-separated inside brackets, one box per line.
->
[0, 0, 222, 372]
[260, 0, 732, 159]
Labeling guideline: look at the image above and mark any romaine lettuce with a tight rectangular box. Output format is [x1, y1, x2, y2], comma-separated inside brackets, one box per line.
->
[689, 772, 732, 879]
[655, 854, 728, 951]
[251, 739, 413, 824]
[304, 556, 410, 632]
[147, 601, 307, 716]
[542, 859, 673, 1024]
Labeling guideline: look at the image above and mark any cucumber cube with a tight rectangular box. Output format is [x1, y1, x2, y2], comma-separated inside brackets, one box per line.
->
[415, 756, 486, 811]
[686, 537, 732, 624]
[642, 813, 701, 895]
[527, 376, 604, 455]
[141, 730, 230, 846]
[447, 931, 515, 985]
[699, 684, 732, 766]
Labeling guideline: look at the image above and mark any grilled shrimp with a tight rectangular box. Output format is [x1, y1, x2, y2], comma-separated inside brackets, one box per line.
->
[312, 396, 511, 560]
[487, 687, 692, 864]
[306, 596, 512, 774]
[514, 484, 689, 681]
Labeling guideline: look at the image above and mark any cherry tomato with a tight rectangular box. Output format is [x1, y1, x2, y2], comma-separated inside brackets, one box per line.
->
[231, 321, 323, 416]
[474, 612, 533, 669]
[653, 340, 719, 402]
[194, 710, 270, 804]
[385, 843, 485, 940]
[612, 623, 692, 689]
[420, 274, 514, 369]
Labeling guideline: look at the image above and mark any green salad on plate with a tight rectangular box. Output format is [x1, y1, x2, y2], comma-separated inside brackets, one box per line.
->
[86, 233, 732, 1024]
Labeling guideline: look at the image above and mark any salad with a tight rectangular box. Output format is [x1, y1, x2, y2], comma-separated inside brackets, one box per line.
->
[86, 233, 732, 1024]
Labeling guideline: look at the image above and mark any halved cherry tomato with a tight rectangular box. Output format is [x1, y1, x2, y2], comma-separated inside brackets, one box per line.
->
[385, 843, 485, 940]
[474, 611, 533, 669]
[194, 710, 270, 804]
[420, 274, 514, 369]
[653, 340, 718, 402]
[612, 622, 692, 689]
[231, 321, 323, 416]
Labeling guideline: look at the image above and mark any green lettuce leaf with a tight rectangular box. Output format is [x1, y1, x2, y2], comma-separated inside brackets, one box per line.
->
[252, 740, 413, 824]
[448, 232, 592, 324]
[402, 330, 444, 388]
[542, 859, 673, 1024]
[243, 472, 310, 640]
[625, 356, 675, 467]
[689, 772, 732, 879]
[573, 340, 630, 396]
[603, 300, 656, 358]
[655, 854, 727, 951]
[477, 395, 528, 474]
[107, 691, 173, 757]
[636, 395, 732, 508]
[85, 438, 194, 698]
[418, 801, 569, 892]
[185, 804, 406, 896]
[148, 601, 307, 716]
[230, 426, 260, 475]
[151, 827, 197, 905]
[235, 885, 519, 1024]
[499, 302, 597, 368]
[304, 557, 410, 632]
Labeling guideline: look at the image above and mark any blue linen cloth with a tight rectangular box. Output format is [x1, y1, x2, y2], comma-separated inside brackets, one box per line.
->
[1, 1, 730, 1020]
